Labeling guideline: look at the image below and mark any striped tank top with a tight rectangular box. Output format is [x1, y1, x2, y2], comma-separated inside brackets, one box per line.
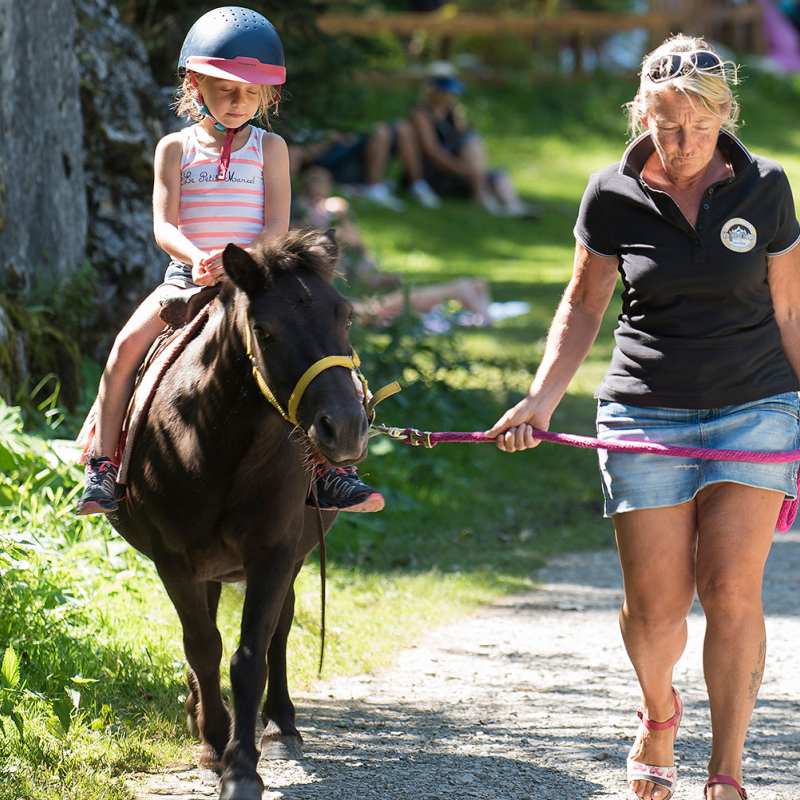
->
[178, 125, 265, 251]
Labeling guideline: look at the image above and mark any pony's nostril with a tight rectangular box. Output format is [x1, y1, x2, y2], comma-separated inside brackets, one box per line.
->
[315, 414, 337, 446]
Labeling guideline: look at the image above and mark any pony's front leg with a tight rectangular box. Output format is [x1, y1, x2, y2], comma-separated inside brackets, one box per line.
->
[219, 545, 295, 800]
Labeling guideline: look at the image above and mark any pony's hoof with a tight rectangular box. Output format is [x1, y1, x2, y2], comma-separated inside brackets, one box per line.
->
[219, 774, 264, 800]
[258, 732, 303, 761]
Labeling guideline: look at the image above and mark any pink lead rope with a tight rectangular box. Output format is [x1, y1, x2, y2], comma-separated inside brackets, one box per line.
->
[379, 426, 800, 532]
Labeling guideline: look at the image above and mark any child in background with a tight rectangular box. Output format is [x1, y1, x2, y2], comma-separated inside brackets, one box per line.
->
[78, 6, 383, 515]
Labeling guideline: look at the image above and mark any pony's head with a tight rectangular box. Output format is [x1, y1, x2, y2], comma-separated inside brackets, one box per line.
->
[222, 229, 369, 466]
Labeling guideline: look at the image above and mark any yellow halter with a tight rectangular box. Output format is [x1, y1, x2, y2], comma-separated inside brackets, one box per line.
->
[244, 313, 400, 426]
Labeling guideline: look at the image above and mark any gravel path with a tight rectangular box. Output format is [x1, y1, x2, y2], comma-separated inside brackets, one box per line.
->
[133, 529, 800, 800]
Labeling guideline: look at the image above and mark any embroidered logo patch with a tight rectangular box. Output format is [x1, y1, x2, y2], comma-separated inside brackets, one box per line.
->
[721, 218, 757, 252]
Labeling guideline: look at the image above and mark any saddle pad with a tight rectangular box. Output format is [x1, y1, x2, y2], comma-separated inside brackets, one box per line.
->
[76, 301, 214, 484]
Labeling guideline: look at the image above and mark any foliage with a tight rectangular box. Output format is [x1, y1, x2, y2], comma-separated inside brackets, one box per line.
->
[113, 0, 383, 136]
[0, 400, 188, 799]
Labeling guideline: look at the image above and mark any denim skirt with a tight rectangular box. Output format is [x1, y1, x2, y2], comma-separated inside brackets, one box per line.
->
[162, 260, 195, 290]
[596, 393, 800, 516]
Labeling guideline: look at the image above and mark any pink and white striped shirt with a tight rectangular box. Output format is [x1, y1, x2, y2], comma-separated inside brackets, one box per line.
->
[178, 125, 265, 251]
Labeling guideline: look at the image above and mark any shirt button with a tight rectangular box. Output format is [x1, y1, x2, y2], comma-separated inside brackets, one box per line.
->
[708, 188, 714, 194]
[702, 203, 710, 210]
[698, 224, 705, 230]
[694, 239, 701, 246]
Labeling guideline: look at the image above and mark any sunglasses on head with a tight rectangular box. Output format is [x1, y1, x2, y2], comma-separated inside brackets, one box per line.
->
[646, 50, 723, 83]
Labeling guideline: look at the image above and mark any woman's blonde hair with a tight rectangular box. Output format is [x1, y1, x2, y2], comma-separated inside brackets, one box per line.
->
[625, 34, 740, 139]
[174, 72, 279, 125]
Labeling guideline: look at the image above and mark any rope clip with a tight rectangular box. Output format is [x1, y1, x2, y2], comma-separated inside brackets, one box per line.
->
[369, 424, 435, 448]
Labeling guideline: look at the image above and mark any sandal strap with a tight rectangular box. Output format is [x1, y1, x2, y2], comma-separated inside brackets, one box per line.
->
[637, 686, 681, 731]
[627, 758, 677, 793]
[704, 775, 748, 800]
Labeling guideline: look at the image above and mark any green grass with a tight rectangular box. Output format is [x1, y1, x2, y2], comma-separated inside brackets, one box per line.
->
[5, 70, 800, 798]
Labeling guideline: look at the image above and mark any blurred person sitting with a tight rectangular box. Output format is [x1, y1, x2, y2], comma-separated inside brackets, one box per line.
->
[291, 165, 494, 326]
[289, 122, 441, 211]
[408, 66, 541, 218]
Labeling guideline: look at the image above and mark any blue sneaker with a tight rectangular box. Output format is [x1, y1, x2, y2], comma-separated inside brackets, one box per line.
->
[76, 456, 120, 515]
[310, 466, 384, 512]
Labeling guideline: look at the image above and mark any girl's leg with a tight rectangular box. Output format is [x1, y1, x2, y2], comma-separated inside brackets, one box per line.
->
[694, 483, 780, 799]
[95, 288, 170, 458]
[614, 503, 698, 800]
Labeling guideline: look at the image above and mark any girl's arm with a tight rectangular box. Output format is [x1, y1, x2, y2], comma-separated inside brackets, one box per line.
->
[767, 244, 800, 381]
[486, 243, 619, 452]
[152, 132, 217, 283]
[248, 132, 291, 251]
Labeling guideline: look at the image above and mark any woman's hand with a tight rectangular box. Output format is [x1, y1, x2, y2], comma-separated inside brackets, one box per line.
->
[192, 250, 226, 286]
[485, 395, 550, 453]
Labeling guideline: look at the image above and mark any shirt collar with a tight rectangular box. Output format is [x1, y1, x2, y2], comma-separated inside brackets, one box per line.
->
[618, 129, 754, 178]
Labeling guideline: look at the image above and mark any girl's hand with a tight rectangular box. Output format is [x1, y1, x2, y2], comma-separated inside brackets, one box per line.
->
[485, 396, 550, 453]
[191, 250, 226, 286]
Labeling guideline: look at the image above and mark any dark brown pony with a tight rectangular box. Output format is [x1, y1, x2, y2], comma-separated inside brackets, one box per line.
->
[107, 230, 369, 800]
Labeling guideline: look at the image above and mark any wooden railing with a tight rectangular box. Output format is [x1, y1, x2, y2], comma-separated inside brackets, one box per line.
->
[318, 2, 765, 73]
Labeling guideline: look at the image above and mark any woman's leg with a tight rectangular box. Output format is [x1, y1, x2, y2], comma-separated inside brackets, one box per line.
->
[614, 503, 698, 800]
[694, 483, 780, 799]
[95, 288, 170, 458]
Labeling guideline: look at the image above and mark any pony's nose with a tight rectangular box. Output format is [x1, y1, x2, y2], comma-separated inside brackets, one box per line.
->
[312, 410, 368, 459]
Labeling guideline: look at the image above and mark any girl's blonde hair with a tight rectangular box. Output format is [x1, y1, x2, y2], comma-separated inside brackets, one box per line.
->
[174, 72, 279, 125]
[625, 34, 740, 139]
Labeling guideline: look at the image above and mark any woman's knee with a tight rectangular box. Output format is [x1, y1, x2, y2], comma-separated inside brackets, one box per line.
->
[696, 570, 763, 617]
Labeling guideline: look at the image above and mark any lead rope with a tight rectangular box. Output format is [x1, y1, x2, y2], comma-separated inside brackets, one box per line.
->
[369, 425, 800, 532]
[308, 476, 327, 676]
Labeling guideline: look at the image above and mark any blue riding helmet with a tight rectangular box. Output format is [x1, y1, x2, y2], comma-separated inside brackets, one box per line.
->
[179, 6, 286, 86]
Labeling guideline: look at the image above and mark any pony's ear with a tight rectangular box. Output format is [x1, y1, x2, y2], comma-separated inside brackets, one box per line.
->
[223, 243, 263, 295]
[308, 228, 340, 264]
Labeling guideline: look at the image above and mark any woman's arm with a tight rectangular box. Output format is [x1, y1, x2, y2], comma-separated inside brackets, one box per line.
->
[767, 244, 800, 380]
[487, 243, 619, 451]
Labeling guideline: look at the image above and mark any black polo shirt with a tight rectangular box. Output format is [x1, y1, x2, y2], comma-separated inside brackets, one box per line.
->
[574, 130, 800, 409]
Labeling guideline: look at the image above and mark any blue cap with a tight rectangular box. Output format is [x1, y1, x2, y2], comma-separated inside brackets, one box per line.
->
[430, 76, 464, 94]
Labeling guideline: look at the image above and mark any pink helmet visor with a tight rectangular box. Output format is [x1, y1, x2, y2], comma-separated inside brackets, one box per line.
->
[187, 55, 286, 85]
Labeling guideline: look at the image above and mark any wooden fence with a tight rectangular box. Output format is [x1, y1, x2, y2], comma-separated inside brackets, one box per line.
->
[318, 1, 765, 74]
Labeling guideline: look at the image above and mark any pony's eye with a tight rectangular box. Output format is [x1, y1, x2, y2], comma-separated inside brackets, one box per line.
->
[254, 325, 272, 343]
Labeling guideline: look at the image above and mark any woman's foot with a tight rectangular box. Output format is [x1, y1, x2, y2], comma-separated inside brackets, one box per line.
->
[627, 687, 682, 800]
[704, 776, 747, 800]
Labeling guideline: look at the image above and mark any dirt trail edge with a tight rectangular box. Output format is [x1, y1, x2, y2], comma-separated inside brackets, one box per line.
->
[133, 529, 800, 800]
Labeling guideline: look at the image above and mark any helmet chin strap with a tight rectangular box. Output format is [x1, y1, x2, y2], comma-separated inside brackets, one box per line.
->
[190, 73, 252, 181]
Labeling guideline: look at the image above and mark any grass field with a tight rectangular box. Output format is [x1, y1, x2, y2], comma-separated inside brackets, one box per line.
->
[3, 70, 800, 798]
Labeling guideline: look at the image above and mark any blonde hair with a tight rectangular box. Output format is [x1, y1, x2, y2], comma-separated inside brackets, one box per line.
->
[626, 34, 740, 139]
[174, 72, 279, 125]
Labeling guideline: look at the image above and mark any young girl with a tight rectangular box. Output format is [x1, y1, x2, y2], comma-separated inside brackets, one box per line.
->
[78, 6, 383, 515]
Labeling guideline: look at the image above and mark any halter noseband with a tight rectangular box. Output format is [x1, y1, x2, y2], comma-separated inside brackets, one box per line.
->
[244, 312, 399, 426]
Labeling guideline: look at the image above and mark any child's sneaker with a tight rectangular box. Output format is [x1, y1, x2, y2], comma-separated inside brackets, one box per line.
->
[310, 465, 384, 512]
[76, 456, 120, 515]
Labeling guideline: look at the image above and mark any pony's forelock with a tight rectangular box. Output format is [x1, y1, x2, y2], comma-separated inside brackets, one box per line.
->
[255, 229, 340, 284]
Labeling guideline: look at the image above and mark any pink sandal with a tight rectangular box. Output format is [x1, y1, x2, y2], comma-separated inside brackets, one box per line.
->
[626, 686, 683, 799]
[704, 775, 748, 799]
